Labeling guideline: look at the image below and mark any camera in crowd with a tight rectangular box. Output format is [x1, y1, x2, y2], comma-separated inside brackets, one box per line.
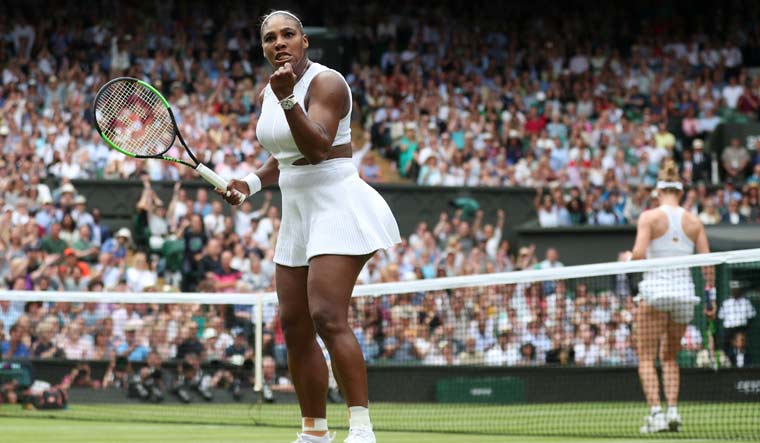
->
[126, 351, 165, 403]
[172, 353, 213, 403]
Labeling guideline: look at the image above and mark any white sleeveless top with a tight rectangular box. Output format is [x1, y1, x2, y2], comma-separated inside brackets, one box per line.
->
[256, 62, 352, 167]
[646, 205, 695, 259]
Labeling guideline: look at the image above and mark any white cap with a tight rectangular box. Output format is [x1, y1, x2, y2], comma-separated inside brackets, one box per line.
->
[125, 318, 143, 332]
[116, 227, 132, 239]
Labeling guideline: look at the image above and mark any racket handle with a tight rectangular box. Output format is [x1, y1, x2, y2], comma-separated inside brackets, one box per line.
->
[195, 164, 245, 201]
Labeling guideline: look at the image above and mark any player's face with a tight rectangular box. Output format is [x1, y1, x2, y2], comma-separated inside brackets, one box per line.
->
[261, 15, 309, 69]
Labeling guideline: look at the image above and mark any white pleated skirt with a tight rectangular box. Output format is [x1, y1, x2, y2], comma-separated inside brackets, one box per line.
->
[274, 158, 401, 267]
[636, 269, 700, 324]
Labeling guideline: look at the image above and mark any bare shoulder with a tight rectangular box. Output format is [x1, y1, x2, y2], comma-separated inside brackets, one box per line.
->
[309, 70, 349, 98]
[681, 209, 704, 233]
[637, 208, 657, 224]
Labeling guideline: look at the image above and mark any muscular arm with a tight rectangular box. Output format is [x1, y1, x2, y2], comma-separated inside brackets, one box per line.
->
[630, 211, 652, 260]
[256, 156, 280, 188]
[694, 217, 715, 289]
[283, 71, 349, 165]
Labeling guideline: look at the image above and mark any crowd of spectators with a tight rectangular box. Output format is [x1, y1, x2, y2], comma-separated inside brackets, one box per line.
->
[0, 172, 749, 371]
[1, 2, 758, 381]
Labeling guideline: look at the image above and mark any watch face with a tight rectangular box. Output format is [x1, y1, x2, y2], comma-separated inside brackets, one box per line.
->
[281, 98, 296, 110]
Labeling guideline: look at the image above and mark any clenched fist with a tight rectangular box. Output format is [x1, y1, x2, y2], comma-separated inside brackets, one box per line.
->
[270, 62, 297, 100]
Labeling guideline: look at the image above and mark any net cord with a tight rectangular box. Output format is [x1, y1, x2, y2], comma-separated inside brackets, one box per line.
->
[2, 248, 758, 305]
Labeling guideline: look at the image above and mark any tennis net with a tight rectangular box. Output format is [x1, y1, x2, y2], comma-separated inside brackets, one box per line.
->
[0, 249, 758, 439]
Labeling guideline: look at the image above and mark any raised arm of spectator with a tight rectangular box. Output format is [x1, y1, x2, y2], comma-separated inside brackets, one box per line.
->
[136, 175, 153, 213]
[472, 209, 485, 236]
[167, 182, 182, 229]
[534, 187, 544, 211]
[432, 212, 449, 237]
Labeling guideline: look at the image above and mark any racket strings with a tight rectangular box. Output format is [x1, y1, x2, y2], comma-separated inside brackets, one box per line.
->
[95, 80, 175, 157]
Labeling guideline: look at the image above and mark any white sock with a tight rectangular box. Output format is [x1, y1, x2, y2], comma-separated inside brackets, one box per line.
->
[302, 417, 328, 436]
[668, 406, 678, 416]
[650, 406, 662, 415]
[348, 406, 372, 428]
[299, 434, 329, 443]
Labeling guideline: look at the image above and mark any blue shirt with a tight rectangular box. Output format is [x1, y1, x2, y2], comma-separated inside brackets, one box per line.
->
[116, 342, 150, 361]
[101, 238, 127, 259]
[1, 341, 30, 358]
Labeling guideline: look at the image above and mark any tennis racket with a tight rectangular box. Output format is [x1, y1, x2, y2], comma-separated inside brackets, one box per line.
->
[92, 77, 243, 201]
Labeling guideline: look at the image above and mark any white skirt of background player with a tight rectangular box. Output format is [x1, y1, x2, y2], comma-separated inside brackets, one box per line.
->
[273, 158, 401, 267]
[635, 268, 700, 324]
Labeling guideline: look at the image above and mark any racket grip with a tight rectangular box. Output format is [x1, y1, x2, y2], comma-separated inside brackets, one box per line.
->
[195, 164, 245, 201]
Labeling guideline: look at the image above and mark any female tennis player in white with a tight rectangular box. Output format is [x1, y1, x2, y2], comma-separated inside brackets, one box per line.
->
[220, 10, 399, 443]
[627, 161, 714, 434]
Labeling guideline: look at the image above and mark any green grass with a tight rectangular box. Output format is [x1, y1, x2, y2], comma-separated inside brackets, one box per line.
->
[1, 402, 759, 442]
[1, 417, 756, 443]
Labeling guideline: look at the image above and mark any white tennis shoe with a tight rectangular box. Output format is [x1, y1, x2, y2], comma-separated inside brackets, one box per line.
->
[640, 412, 668, 434]
[666, 409, 682, 432]
[344, 425, 376, 443]
[292, 432, 335, 443]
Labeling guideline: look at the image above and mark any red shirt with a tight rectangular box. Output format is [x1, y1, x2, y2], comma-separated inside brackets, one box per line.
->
[524, 116, 547, 135]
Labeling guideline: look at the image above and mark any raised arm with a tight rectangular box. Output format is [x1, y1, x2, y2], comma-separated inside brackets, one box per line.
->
[273, 66, 349, 165]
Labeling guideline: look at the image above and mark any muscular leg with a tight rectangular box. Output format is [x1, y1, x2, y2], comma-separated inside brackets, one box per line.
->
[276, 264, 329, 419]
[307, 254, 372, 407]
[661, 319, 688, 408]
[635, 302, 667, 408]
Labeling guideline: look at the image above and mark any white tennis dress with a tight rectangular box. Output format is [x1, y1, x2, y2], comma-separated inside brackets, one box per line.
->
[256, 62, 400, 267]
[636, 205, 699, 323]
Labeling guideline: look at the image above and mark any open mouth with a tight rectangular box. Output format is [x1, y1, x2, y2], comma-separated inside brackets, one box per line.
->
[275, 53, 292, 62]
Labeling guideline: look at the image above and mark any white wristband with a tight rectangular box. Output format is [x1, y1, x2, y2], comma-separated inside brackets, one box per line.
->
[242, 173, 262, 196]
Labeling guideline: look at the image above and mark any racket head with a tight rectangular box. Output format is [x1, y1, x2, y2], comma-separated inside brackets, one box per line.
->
[93, 77, 177, 158]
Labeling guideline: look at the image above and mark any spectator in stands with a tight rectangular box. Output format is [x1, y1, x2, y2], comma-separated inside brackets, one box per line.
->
[116, 319, 150, 362]
[719, 281, 757, 352]
[32, 320, 64, 359]
[59, 320, 92, 360]
[262, 355, 294, 394]
[457, 337, 485, 365]
[1, 323, 30, 359]
[87, 329, 115, 361]
[484, 331, 520, 366]
[721, 198, 747, 225]
[176, 323, 204, 360]
[722, 138, 751, 181]
[101, 228, 131, 260]
[573, 324, 601, 367]
[535, 188, 569, 228]
[212, 250, 242, 293]
[726, 332, 752, 368]
[125, 252, 157, 292]
[180, 214, 207, 292]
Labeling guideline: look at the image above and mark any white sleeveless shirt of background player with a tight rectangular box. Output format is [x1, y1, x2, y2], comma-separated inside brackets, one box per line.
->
[254, 62, 400, 267]
[637, 205, 700, 323]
